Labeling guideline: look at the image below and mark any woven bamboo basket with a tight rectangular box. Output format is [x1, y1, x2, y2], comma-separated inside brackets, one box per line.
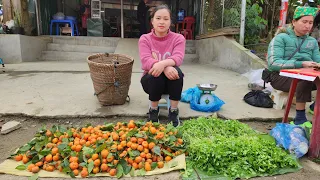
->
[87, 53, 134, 106]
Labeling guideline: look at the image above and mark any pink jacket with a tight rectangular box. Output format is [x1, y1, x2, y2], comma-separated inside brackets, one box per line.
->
[138, 30, 186, 73]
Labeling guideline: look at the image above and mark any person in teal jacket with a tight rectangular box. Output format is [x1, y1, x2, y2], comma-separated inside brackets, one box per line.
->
[267, 6, 320, 126]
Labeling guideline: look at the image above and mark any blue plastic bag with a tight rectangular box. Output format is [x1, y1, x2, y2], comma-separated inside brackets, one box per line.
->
[270, 123, 309, 158]
[181, 87, 196, 103]
[181, 86, 225, 112]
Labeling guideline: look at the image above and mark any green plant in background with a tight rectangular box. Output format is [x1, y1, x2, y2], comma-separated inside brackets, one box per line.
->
[245, 3, 267, 44]
[224, 7, 241, 27]
[13, 9, 22, 27]
[204, 0, 319, 46]
[223, 1, 267, 45]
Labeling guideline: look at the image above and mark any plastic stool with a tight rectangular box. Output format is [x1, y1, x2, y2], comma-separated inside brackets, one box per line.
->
[270, 89, 288, 110]
[50, 19, 78, 36]
[150, 94, 170, 110]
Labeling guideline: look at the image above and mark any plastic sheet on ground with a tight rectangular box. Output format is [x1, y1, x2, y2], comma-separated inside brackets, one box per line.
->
[242, 69, 273, 92]
[0, 154, 186, 178]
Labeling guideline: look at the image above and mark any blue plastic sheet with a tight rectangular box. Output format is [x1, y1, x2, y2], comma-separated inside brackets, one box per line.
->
[181, 86, 225, 112]
[270, 123, 309, 158]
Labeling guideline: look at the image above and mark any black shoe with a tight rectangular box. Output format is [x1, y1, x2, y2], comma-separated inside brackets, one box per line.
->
[149, 107, 159, 123]
[169, 108, 180, 127]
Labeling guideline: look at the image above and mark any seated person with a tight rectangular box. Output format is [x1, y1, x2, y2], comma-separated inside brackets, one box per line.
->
[267, 6, 320, 126]
[138, 5, 186, 127]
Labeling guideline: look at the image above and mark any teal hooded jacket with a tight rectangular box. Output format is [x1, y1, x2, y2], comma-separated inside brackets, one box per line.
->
[267, 26, 320, 72]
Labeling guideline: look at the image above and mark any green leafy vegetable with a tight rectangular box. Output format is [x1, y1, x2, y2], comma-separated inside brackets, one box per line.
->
[162, 149, 173, 156]
[88, 161, 94, 173]
[15, 165, 27, 170]
[179, 117, 300, 179]
[126, 129, 139, 137]
[116, 164, 124, 178]
[120, 159, 132, 175]
[19, 144, 32, 152]
[39, 148, 51, 156]
[82, 147, 94, 156]
[153, 146, 161, 156]
[151, 162, 158, 170]
[101, 123, 114, 131]
[57, 143, 68, 151]
[128, 150, 140, 158]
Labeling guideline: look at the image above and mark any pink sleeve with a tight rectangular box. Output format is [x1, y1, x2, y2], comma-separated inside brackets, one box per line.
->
[138, 36, 158, 71]
[167, 35, 186, 66]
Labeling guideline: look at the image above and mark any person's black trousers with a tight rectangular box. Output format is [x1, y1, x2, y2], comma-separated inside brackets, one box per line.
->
[139, 19, 147, 36]
[141, 66, 184, 101]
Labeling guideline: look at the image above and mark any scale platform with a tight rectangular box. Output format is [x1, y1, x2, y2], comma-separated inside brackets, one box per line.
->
[197, 84, 217, 91]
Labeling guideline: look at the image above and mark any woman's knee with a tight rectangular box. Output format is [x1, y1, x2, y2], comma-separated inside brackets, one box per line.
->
[142, 73, 166, 82]
[295, 80, 314, 102]
[173, 66, 184, 79]
[297, 80, 314, 93]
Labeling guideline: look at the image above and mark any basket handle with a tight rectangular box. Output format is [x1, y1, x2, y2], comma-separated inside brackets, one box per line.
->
[93, 81, 119, 96]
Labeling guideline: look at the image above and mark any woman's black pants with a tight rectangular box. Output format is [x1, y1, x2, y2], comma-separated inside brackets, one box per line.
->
[141, 66, 184, 102]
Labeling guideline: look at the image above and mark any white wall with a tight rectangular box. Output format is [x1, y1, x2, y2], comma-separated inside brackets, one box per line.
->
[20, 35, 47, 62]
[0, 35, 22, 63]
[0, 34, 46, 64]
[196, 36, 266, 74]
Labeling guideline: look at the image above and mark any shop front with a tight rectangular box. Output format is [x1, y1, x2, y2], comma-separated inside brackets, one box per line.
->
[36, 0, 202, 39]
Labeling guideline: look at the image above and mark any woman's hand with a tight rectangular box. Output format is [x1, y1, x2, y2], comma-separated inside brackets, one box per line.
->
[315, 63, 320, 68]
[164, 66, 179, 80]
[149, 62, 165, 77]
[302, 61, 318, 68]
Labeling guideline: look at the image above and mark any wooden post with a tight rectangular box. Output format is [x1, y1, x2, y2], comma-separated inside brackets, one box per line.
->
[3, 0, 32, 35]
[35, 0, 41, 35]
[267, 0, 276, 41]
[20, 0, 32, 35]
[2, 0, 13, 23]
[204, 0, 214, 33]
[239, 0, 246, 45]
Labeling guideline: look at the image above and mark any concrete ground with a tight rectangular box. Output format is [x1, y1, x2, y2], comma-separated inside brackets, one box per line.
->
[0, 60, 298, 120]
[0, 37, 301, 120]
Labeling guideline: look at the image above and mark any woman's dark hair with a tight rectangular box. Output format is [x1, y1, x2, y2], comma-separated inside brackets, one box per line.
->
[150, 4, 172, 19]
[294, 16, 303, 21]
[292, 17, 302, 29]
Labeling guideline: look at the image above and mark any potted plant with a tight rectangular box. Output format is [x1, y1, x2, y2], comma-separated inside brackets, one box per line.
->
[13, 9, 25, 35]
